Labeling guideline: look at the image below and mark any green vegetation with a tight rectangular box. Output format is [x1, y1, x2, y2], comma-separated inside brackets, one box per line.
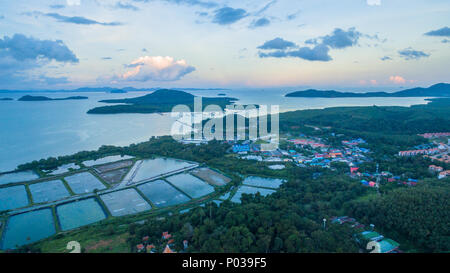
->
[18, 95, 88, 101]
[285, 83, 450, 98]
[87, 89, 238, 114]
[8, 98, 450, 253]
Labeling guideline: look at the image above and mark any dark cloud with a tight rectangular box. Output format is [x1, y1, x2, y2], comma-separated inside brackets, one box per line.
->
[44, 12, 123, 26]
[250, 18, 270, 28]
[442, 39, 450, 44]
[0, 34, 77, 85]
[102, 57, 113, 60]
[398, 48, 430, 60]
[424, 27, 450, 37]
[0, 34, 78, 63]
[212, 7, 247, 25]
[257, 37, 296, 50]
[115, 2, 140, 11]
[257, 27, 364, 62]
[380, 56, 392, 61]
[259, 44, 331, 62]
[0, 15, 4, 20]
[321, 27, 362, 49]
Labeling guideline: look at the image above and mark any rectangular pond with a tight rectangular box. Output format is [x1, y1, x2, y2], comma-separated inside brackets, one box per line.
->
[137, 180, 190, 208]
[126, 158, 196, 183]
[242, 176, 285, 189]
[100, 188, 151, 217]
[1, 208, 56, 250]
[83, 155, 134, 167]
[190, 168, 231, 186]
[166, 173, 215, 198]
[0, 185, 29, 212]
[230, 186, 276, 203]
[0, 171, 39, 186]
[56, 198, 107, 231]
[64, 172, 106, 194]
[29, 179, 71, 203]
[48, 163, 80, 175]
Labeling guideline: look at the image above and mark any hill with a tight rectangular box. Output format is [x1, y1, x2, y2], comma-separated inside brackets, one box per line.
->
[87, 89, 238, 114]
[18, 95, 88, 101]
[285, 83, 450, 98]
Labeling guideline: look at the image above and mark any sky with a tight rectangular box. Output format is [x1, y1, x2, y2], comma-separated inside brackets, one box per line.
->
[0, 0, 449, 91]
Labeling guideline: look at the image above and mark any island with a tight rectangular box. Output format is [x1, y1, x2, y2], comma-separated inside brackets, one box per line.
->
[109, 89, 127, 94]
[87, 89, 238, 114]
[18, 95, 88, 101]
[285, 83, 450, 98]
[0, 98, 13, 101]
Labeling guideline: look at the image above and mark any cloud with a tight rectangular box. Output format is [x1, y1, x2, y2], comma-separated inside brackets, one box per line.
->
[257, 28, 363, 62]
[250, 18, 270, 28]
[0, 34, 77, 86]
[0, 15, 4, 20]
[118, 56, 195, 81]
[258, 37, 296, 50]
[50, 4, 65, 9]
[67, 0, 81, 6]
[389, 76, 406, 84]
[254, 1, 277, 16]
[286, 11, 300, 21]
[0, 34, 78, 63]
[102, 57, 112, 60]
[39, 75, 70, 85]
[442, 39, 450, 44]
[43, 12, 123, 26]
[398, 48, 430, 60]
[259, 44, 332, 62]
[212, 7, 247, 25]
[321, 27, 362, 49]
[133, 0, 218, 9]
[380, 56, 392, 61]
[424, 27, 450, 37]
[115, 2, 140, 11]
[367, 0, 381, 6]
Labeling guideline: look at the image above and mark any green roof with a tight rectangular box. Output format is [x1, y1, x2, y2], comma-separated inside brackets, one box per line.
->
[361, 231, 381, 240]
[378, 239, 400, 253]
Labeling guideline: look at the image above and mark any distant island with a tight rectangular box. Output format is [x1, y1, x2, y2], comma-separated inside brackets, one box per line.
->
[87, 89, 238, 114]
[285, 83, 450, 98]
[18, 95, 88, 101]
[109, 89, 127, 94]
[0, 98, 13, 101]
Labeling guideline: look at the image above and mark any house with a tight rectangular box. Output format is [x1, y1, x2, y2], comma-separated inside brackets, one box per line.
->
[438, 170, 450, 179]
[183, 240, 189, 250]
[429, 165, 444, 172]
[378, 239, 400, 253]
[163, 245, 176, 253]
[232, 144, 250, 153]
[136, 244, 145, 252]
[146, 244, 156, 253]
[360, 231, 384, 242]
[162, 231, 172, 240]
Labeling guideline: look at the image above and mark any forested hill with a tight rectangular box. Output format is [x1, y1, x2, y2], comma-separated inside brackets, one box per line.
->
[285, 83, 450, 98]
[87, 89, 238, 114]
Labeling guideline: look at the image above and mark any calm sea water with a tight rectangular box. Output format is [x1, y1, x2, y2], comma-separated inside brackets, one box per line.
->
[0, 89, 430, 172]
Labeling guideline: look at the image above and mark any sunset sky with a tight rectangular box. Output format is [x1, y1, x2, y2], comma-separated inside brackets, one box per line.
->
[0, 0, 449, 90]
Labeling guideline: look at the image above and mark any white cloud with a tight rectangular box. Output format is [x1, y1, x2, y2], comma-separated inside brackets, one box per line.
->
[67, 0, 81, 6]
[119, 56, 196, 82]
[389, 75, 406, 84]
[367, 0, 381, 6]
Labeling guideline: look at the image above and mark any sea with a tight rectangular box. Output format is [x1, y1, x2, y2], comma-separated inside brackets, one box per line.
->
[0, 88, 430, 172]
